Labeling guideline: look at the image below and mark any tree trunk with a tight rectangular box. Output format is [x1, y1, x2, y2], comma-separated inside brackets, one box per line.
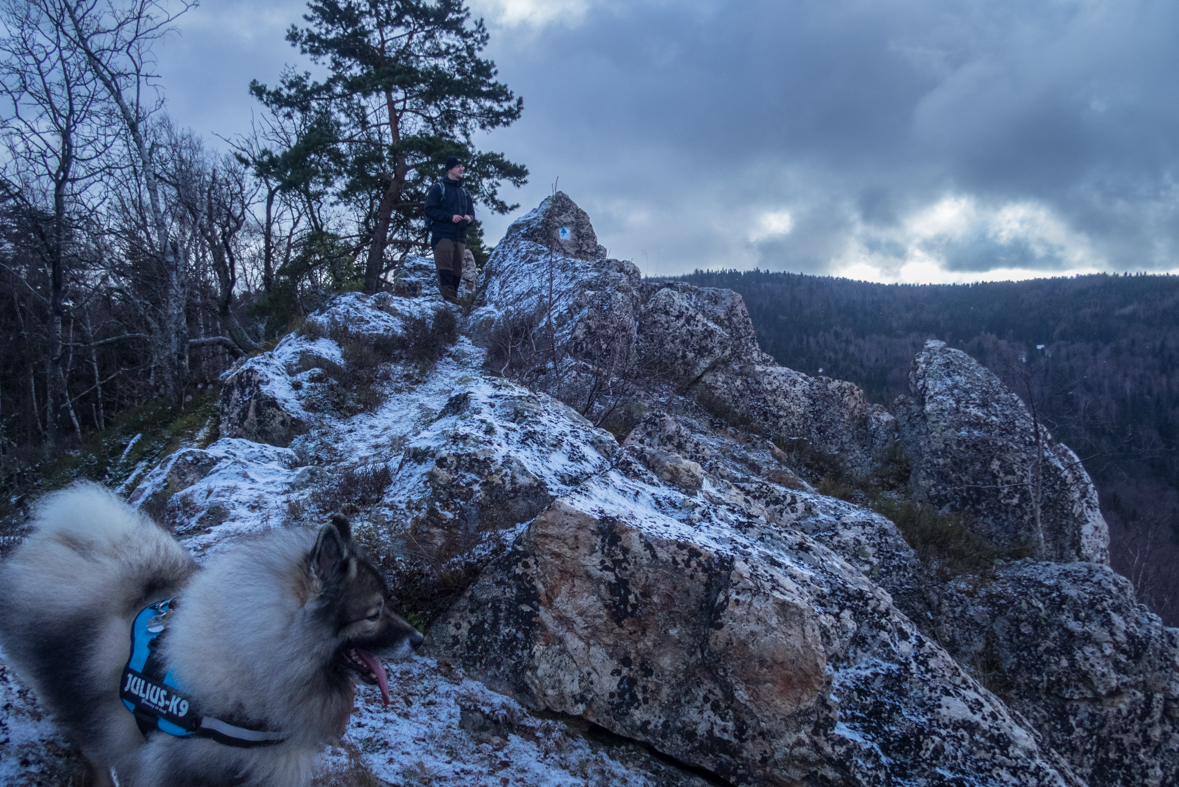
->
[363, 164, 408, 295]
[262, 184, 277, 294]
[44, 140, 73, 444]
[66, 1, 189, 405]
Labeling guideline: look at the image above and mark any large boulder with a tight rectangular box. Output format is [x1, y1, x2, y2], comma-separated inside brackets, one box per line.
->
[623, 412, 925, 620]
[636, 282, 773, 385]
[500, 190, 608, 262]
[896, 340, 1109, 563]
[629, 281, 893, 476]
[130, 438, 304, 555]
[696, 363, 897, 476]
[220, 353, 308, 447]
[931, 560, 1179, 786]
[376, 377, 617, 568]
[472, 193, 642, 368]
[432, 457, 1082, 786]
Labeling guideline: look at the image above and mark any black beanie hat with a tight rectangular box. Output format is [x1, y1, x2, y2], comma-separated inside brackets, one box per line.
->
[445, 157, 463, 170]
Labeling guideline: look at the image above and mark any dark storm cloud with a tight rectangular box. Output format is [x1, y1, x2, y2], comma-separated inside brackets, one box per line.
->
[159, 0, 1179, 279]
[937, 234, 1054, 274]
[481, 0, 1179, 275]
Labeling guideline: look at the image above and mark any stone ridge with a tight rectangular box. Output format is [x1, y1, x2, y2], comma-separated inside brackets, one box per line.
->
[7, 193, 1173, 786]
[897, 339, 1109, 563]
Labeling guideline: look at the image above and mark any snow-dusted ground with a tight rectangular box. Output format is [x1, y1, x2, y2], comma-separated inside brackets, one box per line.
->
[321, 658, 706, 787]
[0, 291, 705, 786]
[2, 216, 1151, 785]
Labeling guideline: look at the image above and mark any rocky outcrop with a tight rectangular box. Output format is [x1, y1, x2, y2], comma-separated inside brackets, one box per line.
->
[129, 438, 304, 554]
[220, 354, 307, 447]
[636, 282, 772, 384]
[432, 456, 1083, 786]
[501, 190, 608, 262]
[10, 194, 1175, 787]
[473, 192, 642, 368]
[377, 379, 617, 567]
[897, 340, 1109, 563]
[931, 560, 1179, 786]
[696, 363, 896, 476]
[631, 278, 894, 475]
[622, 413, 925, 619]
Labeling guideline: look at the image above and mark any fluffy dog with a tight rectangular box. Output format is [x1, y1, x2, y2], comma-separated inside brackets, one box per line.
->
[0, 483, 423, 786]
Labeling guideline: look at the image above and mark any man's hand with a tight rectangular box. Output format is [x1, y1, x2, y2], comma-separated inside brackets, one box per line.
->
[463, 215, 473, 222]
[452, 214, 463, 223]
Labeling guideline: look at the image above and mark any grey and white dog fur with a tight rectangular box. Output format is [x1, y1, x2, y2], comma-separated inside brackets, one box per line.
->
[0, 482, 423, 786]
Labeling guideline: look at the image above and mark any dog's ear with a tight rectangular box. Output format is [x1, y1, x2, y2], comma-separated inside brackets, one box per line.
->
[330, 513, 352, 542]
[312, 521, 349, 582]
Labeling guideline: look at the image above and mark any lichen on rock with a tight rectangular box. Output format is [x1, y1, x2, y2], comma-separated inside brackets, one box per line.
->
[897, 339, 1109, 563]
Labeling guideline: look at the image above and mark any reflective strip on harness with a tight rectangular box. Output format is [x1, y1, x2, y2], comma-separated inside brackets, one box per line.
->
[121, 599, 286, 748]
[199, 717, 287, 746]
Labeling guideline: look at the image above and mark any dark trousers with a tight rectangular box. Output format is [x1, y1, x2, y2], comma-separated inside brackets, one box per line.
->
[433, 239, 465, 303]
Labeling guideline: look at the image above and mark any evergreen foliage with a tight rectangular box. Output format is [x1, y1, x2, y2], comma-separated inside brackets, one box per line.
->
[249, 0, 527, 294]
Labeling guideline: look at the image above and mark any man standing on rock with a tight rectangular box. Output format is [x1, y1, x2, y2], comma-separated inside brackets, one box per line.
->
[425, 157, 475, 303]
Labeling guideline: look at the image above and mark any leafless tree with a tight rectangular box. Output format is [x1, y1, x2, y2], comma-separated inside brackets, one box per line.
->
[58, 0, 196, 403]
[0, 0, 122, 443]
[161, 126, 258, 357]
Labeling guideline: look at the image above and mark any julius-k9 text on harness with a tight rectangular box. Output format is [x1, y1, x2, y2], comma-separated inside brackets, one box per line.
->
[120, 599, 286, 747]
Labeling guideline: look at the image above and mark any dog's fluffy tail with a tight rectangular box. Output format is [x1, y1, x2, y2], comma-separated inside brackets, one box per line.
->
[1, 482, 195, 619]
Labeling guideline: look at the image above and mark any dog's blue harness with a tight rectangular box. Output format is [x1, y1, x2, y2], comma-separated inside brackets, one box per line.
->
[121, 599, 286, 748]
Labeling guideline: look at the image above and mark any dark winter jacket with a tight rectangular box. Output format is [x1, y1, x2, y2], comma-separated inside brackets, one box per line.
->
[424, 177, 475, 247]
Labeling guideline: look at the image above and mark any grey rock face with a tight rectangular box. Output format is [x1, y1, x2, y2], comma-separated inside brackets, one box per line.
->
[379, 379, 617, 568]
[629, 279, 893, 475]
[390, 254, 438, 299]
[473, 193, 641, 369]
[932, 560, 1179, 786]
[432, 455, 1083, 787]
[220, 355, 306, 447]
[623, 412, 923, 616]
[636, 282, 772, 385]
[697, 363, 897, 476]
[127, 447, 220, 516]
[501, 191, 608, 261]
[897, 340, 1109, 563]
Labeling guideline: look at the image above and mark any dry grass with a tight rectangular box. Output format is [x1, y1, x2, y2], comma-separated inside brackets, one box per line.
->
[299, 308, 458, 414]
[310, 463, 394, 516]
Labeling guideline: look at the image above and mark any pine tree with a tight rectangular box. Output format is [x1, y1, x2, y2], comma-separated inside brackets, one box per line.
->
[250, 0, 527, 294]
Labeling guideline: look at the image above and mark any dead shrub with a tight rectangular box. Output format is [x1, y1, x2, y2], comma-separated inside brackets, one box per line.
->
[310, 740, 382, 787]
[298, 308, 456, 413]
[310, 463, 394, 515]
[874, 496, 1006, 579]
[297, 318, 326, 341]
[776, 436, 846, 486]
[694, 387, 756, 431]
[485, 309, 543, 377]
[403, 306, 460, 366]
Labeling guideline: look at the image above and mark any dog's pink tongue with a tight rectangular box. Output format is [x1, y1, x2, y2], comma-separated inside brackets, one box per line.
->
[357, 649, 390, 705]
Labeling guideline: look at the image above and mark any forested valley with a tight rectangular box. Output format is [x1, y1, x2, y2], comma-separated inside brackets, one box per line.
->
[679, 269, 1179, 625]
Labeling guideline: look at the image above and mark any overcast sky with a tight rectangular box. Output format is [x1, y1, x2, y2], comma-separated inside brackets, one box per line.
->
[156, 0, 1179, 282]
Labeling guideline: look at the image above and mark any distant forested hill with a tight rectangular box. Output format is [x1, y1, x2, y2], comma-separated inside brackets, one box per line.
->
[676, 269, 1179, 623]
